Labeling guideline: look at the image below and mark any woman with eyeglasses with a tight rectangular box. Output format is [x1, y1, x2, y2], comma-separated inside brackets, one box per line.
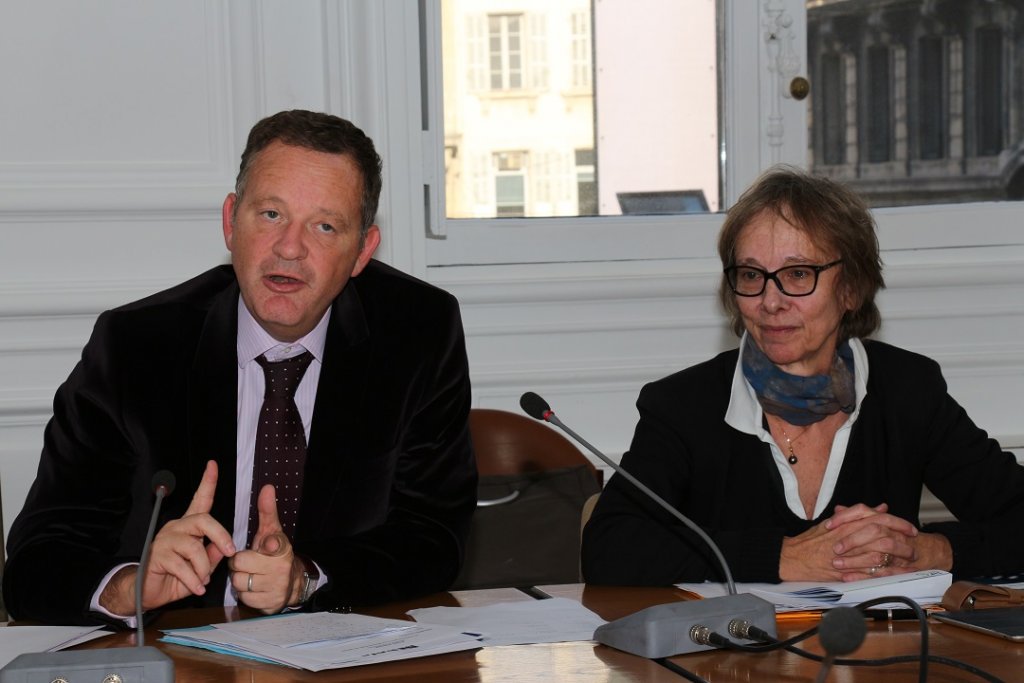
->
[582, 166, 1024, 585]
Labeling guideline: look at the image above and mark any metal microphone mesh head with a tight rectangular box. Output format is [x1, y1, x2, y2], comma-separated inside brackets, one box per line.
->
[151, 470, 176, 496]
[819, 607, 867, 656]
[519, 392, 550, 420]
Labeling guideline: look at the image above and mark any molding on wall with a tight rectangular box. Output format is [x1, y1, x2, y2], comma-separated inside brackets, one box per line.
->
[438, 245, 1024, 301]
[468, 314, 726, 338]
[467, 349, 1024, 391]
[0, 280, 176, 318]
[0, 336, 90, 355]
[0, 191, 225, 219]
[0, 389, 52, 427]
[1, 245, 1023, 317]
[469, 357, 698, 387]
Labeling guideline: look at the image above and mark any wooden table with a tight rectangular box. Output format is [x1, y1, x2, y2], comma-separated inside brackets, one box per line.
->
[674, 615, 1024, 682]
[63, 585, 1022, 682]
[542, 584, 1024, 682]
[70, 586, 688, 682]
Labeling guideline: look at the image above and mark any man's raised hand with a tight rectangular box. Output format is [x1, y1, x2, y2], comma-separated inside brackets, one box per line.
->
[100, 460, 236, 615]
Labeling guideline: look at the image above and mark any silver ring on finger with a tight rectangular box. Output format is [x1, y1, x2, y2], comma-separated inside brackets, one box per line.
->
[868, 566, 878, 575]
[247, 572, 254, 592]
[880, 552, 893, 568]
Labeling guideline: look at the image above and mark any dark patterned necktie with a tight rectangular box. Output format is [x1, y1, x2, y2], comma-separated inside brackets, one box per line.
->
[247, 351, 314, 547]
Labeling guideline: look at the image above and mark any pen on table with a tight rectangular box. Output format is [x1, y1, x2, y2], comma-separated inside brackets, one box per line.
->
[676, 588, 705, 601]
[775, 608, 922, 622]
[775, 610, 826, 622]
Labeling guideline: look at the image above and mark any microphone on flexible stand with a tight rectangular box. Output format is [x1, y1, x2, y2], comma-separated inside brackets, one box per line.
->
[811, 610, 868, 683]
[136, 471, 176, 645]
[813, 607, 867, 683]
[519, 392, 776, 658]
[1, 471, 177, 682]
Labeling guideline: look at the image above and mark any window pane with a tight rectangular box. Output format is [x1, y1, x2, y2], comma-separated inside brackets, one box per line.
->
[820, 53, 845, 165]
[918, 36, 944, 160]
[807, 0, 1024, 206]
[441, 0, 719, 219]
[866, 45, 892, 163]
[976, 26, 1003, 156]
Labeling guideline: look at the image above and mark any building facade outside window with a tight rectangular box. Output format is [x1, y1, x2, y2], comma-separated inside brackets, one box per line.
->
[808, 0, 1024, 206]
[428, 0, 1022, 267]
[489, 14, 523, 90]
[441, 0, 718, 223]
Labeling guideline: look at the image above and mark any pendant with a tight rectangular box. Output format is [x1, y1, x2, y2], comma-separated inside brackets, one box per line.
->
[788, 453, 798, 465]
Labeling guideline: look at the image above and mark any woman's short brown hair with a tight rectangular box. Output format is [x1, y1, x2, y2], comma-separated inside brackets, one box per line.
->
[717, 166, 885, 339]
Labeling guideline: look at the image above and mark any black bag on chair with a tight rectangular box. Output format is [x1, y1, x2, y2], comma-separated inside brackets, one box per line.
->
[452, 464, 601, 590]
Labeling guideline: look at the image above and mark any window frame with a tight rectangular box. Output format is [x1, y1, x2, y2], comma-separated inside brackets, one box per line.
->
[363, 0, 1024, 276]
[420, 0, 785, 267]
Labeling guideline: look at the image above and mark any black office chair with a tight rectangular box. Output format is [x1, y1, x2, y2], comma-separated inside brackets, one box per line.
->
[451, 409, 602, 589]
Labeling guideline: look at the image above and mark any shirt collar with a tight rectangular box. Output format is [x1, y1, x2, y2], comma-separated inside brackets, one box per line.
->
[724, 333, 869, 436]
[236, 297, 330, 367]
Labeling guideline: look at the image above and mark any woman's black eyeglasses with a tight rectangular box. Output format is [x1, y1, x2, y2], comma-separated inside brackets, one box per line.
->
[724, 260, 842, 297]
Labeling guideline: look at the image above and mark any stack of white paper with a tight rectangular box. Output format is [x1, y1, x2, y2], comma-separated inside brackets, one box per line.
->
[408, 597, 607, 645]
[160, 611, 480, 671]
[678, 569, 952, 612]
[750, 569, 952, 611]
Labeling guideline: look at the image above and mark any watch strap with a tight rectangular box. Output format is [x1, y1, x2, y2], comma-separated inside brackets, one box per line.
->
[296, 555, 320, 604]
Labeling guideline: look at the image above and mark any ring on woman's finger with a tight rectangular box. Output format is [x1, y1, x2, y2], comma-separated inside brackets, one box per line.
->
[868, 566, 878, 575]
[880, 552, 893, 568]
[247, 573, 254, 592]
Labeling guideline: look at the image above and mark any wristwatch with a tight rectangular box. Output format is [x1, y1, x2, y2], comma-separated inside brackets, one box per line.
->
[297, 556, 320, 604]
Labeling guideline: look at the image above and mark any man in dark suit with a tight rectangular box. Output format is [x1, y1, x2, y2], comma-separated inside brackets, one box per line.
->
[3, 110, 477, 624]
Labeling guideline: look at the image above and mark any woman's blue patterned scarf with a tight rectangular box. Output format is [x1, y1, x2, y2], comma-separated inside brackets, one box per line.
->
[742, 336, 856, 426]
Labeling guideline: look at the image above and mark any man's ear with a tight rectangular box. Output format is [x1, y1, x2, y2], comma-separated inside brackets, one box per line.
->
[222, 193, 238, 251]
[350, 225, 381, 277]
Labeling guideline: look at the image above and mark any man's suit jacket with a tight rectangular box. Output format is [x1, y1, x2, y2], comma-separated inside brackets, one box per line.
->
[3, 261, 477, 624]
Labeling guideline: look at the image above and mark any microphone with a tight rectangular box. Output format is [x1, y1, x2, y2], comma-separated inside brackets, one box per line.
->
[0, 471, 176, 682]
[519, 392, 776, 658]
[521, 392, 737, 594]
[137, 471, 176, 645]
[813, 607, 867, 683]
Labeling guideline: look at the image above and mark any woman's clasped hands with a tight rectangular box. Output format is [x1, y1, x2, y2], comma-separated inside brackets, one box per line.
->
[780, 503, 953, 582]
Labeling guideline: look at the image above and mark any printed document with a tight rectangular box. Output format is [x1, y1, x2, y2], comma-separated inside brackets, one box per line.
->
[408, 597, 607, 646]
[678, 569, 952, 612]
[161, 612, 479, 671]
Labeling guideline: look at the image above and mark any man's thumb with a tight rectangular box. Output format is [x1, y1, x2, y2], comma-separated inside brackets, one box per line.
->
[257, 531, 289, 557]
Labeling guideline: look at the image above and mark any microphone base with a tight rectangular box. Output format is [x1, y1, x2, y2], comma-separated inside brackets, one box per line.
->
[594, 592, 776, 658]
[0, 645, 174, 683]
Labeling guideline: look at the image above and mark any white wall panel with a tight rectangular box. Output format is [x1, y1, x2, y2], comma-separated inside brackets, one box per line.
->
[1, 3, 215, 162]
[252, 1, 331, 115]
[0, 0, 235, 212]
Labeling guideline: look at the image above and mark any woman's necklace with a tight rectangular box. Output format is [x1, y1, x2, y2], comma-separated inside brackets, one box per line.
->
[775, 421, 809, 465]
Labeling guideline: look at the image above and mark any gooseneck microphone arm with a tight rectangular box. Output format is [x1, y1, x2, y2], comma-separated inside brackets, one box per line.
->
[0, 473, 177, 681]
[519, 391, 736, 595]
[136, 470, 176, 646]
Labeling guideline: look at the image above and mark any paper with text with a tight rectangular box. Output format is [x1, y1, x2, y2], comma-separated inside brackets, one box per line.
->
[677, 570, 952, 612]
[408, 597, 607, 646]
[161, 612, 479, 671]
[0, 626, 109, 669]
